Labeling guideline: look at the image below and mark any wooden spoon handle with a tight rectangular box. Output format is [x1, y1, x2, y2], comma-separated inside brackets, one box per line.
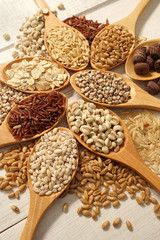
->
[0, 124, 16, 148]
[132, 86, 160, 111]
[34, 0, 64, 29]
[34, 0, 50, 10]
[119, 0, 151, 31]
[20, 192, 54, 240]
[0, 62, 8, 82]
[115, 141, 160, 194]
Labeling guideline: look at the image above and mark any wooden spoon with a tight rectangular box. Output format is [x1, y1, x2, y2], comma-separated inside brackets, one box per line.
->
[90, 0, 151, 70]
[125, 39, 160, 81]
[20, 127, 79, 240]
[0, 92, 67, 148]
[66, 101, 160, 194]
[0, 57, 70, 93]
[70, 69, 160, 111]
[34, 0, 90, 71]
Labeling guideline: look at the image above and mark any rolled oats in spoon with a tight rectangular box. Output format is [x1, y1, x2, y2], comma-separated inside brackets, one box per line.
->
[5, 57, 68, 91]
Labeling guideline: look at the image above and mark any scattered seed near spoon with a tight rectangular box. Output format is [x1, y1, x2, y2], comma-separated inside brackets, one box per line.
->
[125, 39, 160, 81]
[90, 0, 151, 70]
[20, 127, 79, 240]
[0, 57, 70, 93]
[0, 91, 67, 148]
[67, 100, 160, 194]
[34, 0, 90, 71]
[70, 69, 160, 111]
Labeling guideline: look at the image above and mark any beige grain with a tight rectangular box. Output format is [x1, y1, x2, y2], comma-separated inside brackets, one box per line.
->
[77, 206, 83, 215]
[126, 220, 133, 230]
[113, 217, 121, 227]
[11, 205, 20, 212]
[82, 210, 91, 217]
[102, 220, 110, 229]
[135, 196, 144, 205]
[153, 204, 160, 213]
[62, 203, 68, 212]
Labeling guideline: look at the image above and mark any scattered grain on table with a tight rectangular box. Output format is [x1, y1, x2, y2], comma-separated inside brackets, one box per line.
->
[59, 148, 159, 222]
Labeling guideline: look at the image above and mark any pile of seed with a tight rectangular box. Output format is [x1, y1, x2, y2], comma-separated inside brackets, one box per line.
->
[119, 110, 160, 175]
[63, 15, 109, 45]
[91, 25, 134, 70]
[8, 91, 66, 140]
[12, 9, 50, 59]
[68, 100, 124, 154]
[6, 57, 68, 91]
[66, 149, 160, 220]
[0, 82, 29, 125]
[75, 70, 131, 104]
[29, 128, 78, 196]
[47, 26, 90, 69]
[0, 141, 35, 199]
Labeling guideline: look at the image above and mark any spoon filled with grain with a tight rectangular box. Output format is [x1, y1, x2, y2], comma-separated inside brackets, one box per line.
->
[34, 0, 90, 71]
[0, 57, 70, 93]
[0, 91, 67, 148]
[67, 100, 160, 194]
[90, 0, 151, 70]
[70, 69, 160, 111]
[20, 127, 79, 240]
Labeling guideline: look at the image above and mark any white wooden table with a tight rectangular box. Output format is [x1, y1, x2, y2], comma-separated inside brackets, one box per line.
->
[0, 0, 160, 239]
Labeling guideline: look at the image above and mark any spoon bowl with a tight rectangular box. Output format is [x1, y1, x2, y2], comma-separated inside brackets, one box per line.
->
[0, 91, 67, 148]
[125, 38, 160, 81]
[34, 0, 90, 71]
[70, 69, 160, 111]
[90, 0, 151, 71]
[67, 101, 160, 194]
[20, 127, 79, 240]
[0, 57, 70, 93]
